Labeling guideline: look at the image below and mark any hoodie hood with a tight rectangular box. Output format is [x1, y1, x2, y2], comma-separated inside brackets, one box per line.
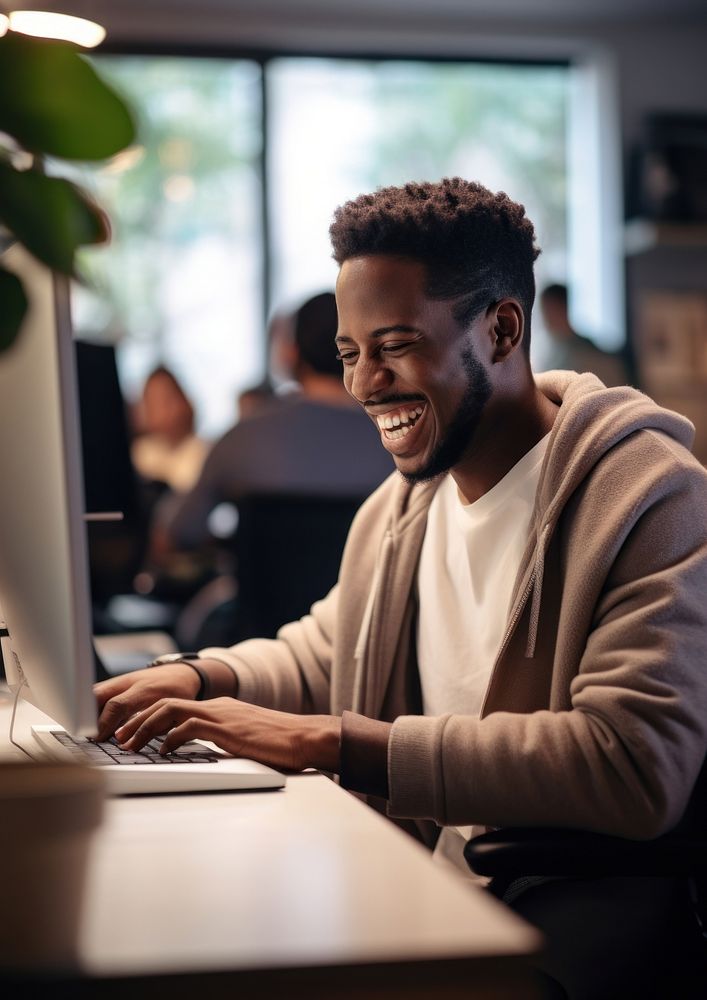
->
[534, 370, 695, 530]
[521, 370, 696, 657]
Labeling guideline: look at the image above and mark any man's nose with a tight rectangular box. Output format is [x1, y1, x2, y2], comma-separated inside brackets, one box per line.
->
[349, 356, 392, 403]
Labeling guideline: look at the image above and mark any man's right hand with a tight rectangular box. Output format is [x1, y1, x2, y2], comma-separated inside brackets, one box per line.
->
[94, 664, 201, 741]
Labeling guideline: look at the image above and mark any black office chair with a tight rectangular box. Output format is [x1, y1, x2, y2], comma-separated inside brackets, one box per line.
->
[175, 493, 365, 648]
[464, 759, 707, 998]
[231, 492, 364, 640]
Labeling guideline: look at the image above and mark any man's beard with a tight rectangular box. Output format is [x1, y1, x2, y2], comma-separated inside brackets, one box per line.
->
[401, 345, 492, 485]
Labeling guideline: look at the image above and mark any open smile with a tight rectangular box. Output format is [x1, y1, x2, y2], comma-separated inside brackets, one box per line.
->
[373, 403, 427, 453]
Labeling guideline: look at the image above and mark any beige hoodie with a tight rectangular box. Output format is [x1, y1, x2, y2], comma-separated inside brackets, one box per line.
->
[201, 371, 707, 842]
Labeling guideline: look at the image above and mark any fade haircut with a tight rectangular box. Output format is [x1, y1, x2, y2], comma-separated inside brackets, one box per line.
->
[329, 178, 540, 352]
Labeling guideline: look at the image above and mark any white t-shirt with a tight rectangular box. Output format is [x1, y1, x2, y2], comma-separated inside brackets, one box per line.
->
[416, 434, 550, 876]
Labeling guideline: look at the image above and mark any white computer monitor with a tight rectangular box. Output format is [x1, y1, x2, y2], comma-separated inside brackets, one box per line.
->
[0, 241, 97, 735]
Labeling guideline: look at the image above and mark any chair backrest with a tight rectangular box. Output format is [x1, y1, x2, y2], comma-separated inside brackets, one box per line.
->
[232, 493, 364, 640]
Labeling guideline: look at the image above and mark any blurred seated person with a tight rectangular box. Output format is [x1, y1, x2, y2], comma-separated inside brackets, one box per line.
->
[236, 380, 277, 421]
[131, 365, 209, 494]
[166, 292, 395, 551]
[540, 283, 628, 387]
[233, 309, 299, 422]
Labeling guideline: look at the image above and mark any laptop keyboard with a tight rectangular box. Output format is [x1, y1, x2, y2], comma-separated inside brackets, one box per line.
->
[52, 731, 220, 765]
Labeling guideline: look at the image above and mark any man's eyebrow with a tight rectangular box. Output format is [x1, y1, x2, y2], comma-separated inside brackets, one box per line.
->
[335, 324, 423, 344]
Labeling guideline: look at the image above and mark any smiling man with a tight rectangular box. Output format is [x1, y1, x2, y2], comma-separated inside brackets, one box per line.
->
[95, 179, 707, 997]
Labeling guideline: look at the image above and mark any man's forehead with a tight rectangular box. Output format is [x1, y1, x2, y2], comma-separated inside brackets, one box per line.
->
[336, 256, 429, 316]
[337, 254, 427, 286]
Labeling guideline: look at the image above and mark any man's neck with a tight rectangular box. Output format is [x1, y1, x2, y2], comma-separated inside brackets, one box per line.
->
[452, 386, 558, 505]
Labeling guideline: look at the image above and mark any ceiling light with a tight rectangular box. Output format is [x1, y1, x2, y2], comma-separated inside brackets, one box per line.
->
[9, 11, 106, 48]
[0, 14, 9, 37]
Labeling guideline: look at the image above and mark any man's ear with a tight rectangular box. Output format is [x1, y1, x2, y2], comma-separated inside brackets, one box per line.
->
[490, 299, 524, 361]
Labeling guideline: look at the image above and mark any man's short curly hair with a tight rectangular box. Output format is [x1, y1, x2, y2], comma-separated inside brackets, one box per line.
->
[329, 178, 540, 351]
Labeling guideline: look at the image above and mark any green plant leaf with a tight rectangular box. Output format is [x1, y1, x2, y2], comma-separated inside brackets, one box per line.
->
[0, 264, 28, 351]
[0, 161, 110, 274]
[0, 32, 136, 160]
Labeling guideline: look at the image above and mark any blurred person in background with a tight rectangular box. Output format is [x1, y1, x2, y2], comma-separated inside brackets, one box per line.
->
[540, 283, 628, 387]
[131, 365, 210, 494]
[234, 309, 299, 422]
[236, 380, 277, 422]
[166, 291, 394, 551]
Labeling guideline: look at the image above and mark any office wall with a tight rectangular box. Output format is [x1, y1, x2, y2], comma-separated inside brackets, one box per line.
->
[609, 23, 707, 154]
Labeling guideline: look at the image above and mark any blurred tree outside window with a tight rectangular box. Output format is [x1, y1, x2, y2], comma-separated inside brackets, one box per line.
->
[73, 57, 263, 438]
[73, 55, 568, 438]
[268, 58, 568, 371]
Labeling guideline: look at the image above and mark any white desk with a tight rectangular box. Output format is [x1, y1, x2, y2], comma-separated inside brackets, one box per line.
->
[2, 691, 542, 998]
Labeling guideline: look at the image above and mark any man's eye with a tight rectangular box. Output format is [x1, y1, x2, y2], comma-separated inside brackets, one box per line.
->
[381, 343, 406, 354]
[335, 352, 357, 364]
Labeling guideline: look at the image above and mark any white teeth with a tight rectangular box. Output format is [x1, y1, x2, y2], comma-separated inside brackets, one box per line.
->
[376, 406, 425, 435]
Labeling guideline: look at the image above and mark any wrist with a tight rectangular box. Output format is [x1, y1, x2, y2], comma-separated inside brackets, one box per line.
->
[147, 654, 238, 700]
[148, 653, 207, 699]
[177, 662, 205, 699]
[196, 658, 240, 699]
[339, 711, 391, 799]
[305, 716, 342, 773]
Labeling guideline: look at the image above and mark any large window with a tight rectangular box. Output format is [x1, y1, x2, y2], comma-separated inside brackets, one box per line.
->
[75, 57, 263, 436]
[268, 59, 567, 316]
[78, 54, 570, 438]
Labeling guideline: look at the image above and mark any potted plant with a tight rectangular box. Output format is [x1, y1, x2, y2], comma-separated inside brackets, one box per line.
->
[0, 29, 135, 350]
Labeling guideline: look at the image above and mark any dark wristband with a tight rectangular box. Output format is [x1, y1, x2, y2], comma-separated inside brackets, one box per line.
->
[147, 653, 208, 700]
[182, 661, 210, 701]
